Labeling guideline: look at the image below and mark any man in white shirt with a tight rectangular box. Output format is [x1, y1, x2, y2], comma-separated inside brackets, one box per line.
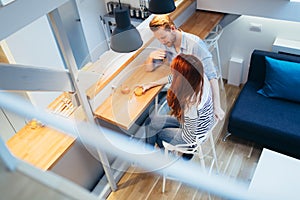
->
[143, 15, 224, 120]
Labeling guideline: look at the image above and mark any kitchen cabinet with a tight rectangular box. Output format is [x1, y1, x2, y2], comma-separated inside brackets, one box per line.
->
[75, 0, 109, 63]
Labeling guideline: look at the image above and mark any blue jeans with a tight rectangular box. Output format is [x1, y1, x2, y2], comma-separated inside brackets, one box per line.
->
[145, 114, 187, 148]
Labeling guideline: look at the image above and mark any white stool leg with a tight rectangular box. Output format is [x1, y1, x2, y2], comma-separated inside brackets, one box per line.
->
[209, 133, 219, 173]
[247, 142, 254, 158]
[155, 95, 158, 114]
[197, 145, 206, 171]
[215, 43, 224, 90]
[222, 132, 231, 142]
[162, 147, 169, 193]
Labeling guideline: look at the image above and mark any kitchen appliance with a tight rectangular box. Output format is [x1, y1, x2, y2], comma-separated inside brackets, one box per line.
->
[107, 1, 115, 14]
[107, 1, 131, 14]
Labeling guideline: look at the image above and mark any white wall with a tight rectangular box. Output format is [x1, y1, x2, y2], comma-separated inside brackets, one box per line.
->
[0, 108, 18, 142]
[75, 0, 109, 62]
[197, 0, 300, 83]
[0, 0, 68, 41]
[0, 92, 29, 140]
[5, 16, 65, 108]
[58, 0, 90, 69]
[197, 0, 300, 23]
[219, 15, 300, 83]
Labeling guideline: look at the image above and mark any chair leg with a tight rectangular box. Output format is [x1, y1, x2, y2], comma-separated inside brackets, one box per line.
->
[155, 95, 159, 114]
[215, 43, 224, 90]
[247, 142, 254, 159]
[162, 175, 166, 193]
[197, 145, 206, 171]
[222, 132, 231, 142]
[209, 133, 219, 173]
[162, 147, 169, 193]
[208, 193, 212, 200]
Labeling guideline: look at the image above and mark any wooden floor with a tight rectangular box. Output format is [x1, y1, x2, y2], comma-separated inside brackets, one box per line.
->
[180, 10, 224, 39]
[107, 81, 263, 200]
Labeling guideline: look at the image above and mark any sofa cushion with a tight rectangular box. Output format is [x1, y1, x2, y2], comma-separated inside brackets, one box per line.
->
[257, 56, 300, 103]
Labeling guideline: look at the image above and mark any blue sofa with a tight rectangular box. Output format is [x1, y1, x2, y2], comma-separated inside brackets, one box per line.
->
[228, 49, 300, 159]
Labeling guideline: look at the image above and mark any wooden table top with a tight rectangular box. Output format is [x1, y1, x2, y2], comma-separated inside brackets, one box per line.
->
[94, 63, 170, 130]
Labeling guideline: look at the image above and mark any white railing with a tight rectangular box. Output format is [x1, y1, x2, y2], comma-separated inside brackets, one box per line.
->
[0, 92, 269, 200]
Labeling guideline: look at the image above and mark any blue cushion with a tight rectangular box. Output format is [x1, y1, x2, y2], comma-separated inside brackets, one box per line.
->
[257, 56, 300, 103]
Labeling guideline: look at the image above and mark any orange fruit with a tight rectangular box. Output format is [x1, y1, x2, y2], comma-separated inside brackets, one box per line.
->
[134, 86, 143, 96]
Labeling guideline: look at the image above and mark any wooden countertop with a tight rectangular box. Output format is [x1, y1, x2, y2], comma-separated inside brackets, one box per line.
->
[94, 63, 170, 130]
[6, 92, 77, 171]
[6, 124, 75, 171]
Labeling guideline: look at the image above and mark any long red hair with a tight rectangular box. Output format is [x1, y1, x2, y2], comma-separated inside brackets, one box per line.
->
[167, 54, 204, 122]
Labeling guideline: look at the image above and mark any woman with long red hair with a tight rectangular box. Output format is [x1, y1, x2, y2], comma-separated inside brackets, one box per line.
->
[145, 53, 215, 158]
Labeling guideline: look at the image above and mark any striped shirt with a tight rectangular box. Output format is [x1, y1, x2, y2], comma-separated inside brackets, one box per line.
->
[181, 75, 215, 144]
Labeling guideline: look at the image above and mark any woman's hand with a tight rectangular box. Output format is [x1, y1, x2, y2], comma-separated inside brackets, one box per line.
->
[141, 82, 155, 93]
[214, 106, 225, 121]
[138, 77, 169, 93]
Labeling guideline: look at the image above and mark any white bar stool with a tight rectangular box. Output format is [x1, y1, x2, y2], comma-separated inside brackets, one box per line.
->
[204, 24, 224, 90]
[161, 120, 219, 193]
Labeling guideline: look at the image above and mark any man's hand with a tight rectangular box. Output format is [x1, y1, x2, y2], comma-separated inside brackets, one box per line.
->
[149, 49, 166, 60]
[145, 50, 166, 72]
